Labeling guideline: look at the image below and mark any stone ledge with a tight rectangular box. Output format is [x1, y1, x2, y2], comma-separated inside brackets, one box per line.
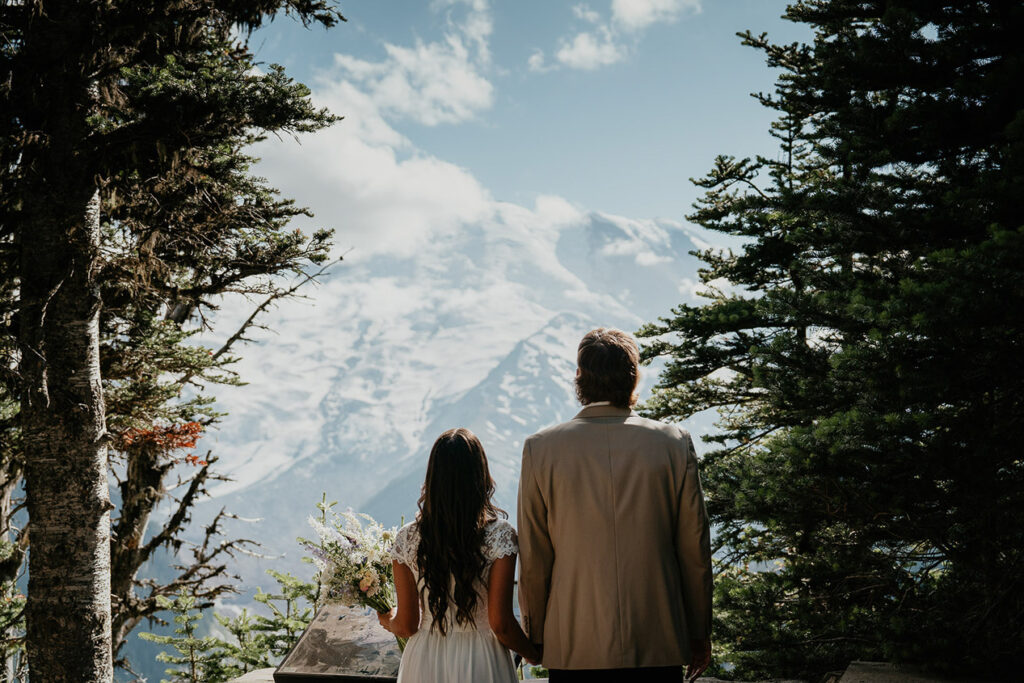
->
[231, 670, 771, 683]
[840, 661, 988, 683]
[227, 671, 275, 682]
[229, 661, 984, 683]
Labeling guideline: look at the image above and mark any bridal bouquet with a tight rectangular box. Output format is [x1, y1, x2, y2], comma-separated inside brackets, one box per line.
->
[300, 506, 406, 650]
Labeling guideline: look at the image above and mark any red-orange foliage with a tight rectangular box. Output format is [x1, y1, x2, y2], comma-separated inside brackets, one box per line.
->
[118, 421, 203, 452]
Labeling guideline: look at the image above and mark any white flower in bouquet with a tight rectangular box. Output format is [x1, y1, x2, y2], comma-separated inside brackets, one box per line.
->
[300, 506, 407, 650]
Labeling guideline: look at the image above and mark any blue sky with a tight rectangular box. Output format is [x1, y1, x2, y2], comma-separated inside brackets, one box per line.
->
[249, 0, 808, 232]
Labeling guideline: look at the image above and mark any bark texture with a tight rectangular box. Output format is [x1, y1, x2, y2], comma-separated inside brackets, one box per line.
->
[16, 3, 114, 680]
[20, 186, 114, 682]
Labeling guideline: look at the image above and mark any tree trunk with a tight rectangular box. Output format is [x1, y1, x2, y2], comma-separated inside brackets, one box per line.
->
[20, 182, 113, 682]
[16, 7, 114, 666]
[110, 443, 174, 659]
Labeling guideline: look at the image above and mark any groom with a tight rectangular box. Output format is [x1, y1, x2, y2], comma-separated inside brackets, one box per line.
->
[517, 328, 713, 682]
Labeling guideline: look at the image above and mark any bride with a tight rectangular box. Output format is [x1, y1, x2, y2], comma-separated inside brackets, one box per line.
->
[377, 428, 542, 682]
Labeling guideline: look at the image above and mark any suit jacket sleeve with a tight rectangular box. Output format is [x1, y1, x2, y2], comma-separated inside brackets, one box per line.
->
[676, 432, 713, 643]
[517, 437, 553, 644]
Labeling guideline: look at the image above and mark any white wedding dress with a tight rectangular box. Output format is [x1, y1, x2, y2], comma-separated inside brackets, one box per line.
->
[391, 519, 520, 683]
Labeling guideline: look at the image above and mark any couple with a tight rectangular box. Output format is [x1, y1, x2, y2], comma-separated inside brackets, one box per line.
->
[378, 328, 713, 683]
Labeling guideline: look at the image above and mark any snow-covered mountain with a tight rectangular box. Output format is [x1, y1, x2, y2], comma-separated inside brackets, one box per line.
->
[186, 206, 715, 590]
[123, 206, 721, 681]
[362, 311, 585, 525]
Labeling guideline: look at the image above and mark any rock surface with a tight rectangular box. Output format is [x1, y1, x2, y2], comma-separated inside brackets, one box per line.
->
[839, 661, 987, 683]
[230, 661, 988, 683]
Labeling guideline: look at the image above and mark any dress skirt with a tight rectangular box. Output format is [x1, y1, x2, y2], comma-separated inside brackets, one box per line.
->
[396, 627, 518, 683]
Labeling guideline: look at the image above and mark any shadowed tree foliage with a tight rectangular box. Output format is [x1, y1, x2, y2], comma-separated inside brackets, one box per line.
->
[139, 567, 318, 682]
[639, 1, 1024, 679]
[0, 1, 345, 679]
[98, 37, 340, 666]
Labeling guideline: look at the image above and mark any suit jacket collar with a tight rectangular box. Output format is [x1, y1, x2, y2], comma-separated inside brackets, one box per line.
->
[574, 404, 636, 419]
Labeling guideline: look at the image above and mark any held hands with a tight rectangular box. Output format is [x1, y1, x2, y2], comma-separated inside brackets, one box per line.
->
[685, 639, 711, 682]
[524, 643, 543, 666]
[377, 608, 397, 633]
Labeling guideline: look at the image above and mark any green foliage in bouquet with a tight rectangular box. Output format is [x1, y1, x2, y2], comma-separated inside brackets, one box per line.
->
[300, 495, 405, 650]
[639, 0, 1024, 679]
[300, 497, 395, 611]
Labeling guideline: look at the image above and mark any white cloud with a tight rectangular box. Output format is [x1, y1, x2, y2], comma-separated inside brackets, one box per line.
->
[436, 0, 493, 64]
[254, 74, 495, 258]
[334, 35, 493, 127]
[572, 3, 602, 23]
[248, 2, 586, 260]
[532, 0, 701, 72]
[635, 250, 673, 266]
[611, 0, 701, 32]
[527, 49, 549, 72]
[532, 194, 587, 228]
[601, 235, 673, 266]
[556, 27, 626, 70]
[679, 275, 730, 300]
[333, 0, 493, 126]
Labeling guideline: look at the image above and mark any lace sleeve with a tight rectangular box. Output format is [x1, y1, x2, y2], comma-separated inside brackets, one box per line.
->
[484, 520, 518, 561]
[391, 523, 419, 568]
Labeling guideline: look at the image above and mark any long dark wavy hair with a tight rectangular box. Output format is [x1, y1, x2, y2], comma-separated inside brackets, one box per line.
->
[415, 428, 506, 634]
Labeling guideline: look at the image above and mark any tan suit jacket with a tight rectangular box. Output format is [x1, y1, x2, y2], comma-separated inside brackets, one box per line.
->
[517, 404, 712, 670]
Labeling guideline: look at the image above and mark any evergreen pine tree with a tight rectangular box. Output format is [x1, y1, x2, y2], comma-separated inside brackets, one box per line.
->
[139, 592, 222, 683]
[1, 3, 344, 678]
[0, 568, 26, 681]
[141, 570, 318, 682]
[639, 1, 1024, 679]
[247, 570, 318, 663]
[206, 609, 266, 679]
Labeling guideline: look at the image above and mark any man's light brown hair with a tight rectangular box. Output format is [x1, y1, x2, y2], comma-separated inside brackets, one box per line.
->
[575, 328, 639, 409]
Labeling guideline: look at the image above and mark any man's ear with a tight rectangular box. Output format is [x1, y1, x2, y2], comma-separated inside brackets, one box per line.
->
[575, 367, 581, 378]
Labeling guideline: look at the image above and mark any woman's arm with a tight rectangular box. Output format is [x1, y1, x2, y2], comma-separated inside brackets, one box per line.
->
[378, 560, 420, 638]
[488, 554, 542, 664]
